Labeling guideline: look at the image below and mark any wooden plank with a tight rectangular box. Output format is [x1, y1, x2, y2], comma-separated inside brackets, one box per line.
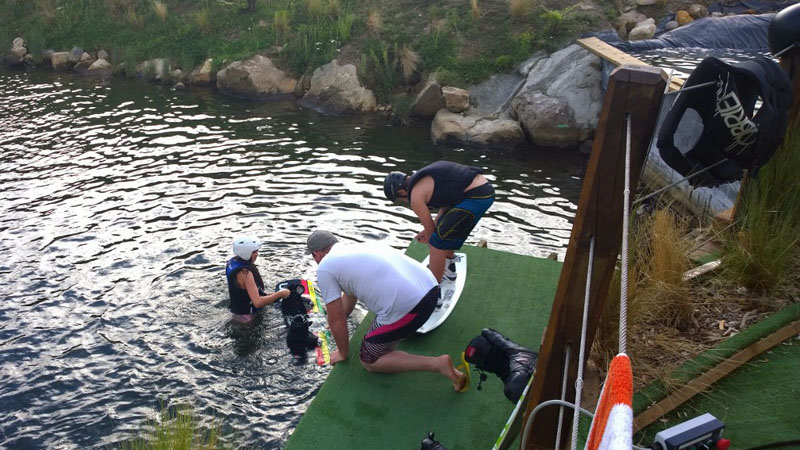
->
[577, 37, 649, 67]
[682, 260, 721, 282]
[577, 37, 684, 92]
[522, 65, 667, 450]
[633, 320, 800, 432]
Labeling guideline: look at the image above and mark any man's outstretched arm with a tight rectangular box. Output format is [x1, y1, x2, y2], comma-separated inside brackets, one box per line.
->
[327, 297, 350, 365]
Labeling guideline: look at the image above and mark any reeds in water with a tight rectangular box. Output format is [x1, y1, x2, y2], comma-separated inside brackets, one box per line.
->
[118, 404, 222, 450]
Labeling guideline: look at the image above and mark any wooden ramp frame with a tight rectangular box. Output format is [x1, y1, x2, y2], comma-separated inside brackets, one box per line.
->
[522, 64, 668, 450]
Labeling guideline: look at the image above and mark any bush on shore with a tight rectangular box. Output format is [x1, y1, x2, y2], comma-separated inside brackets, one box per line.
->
[0, 0, 604, 102]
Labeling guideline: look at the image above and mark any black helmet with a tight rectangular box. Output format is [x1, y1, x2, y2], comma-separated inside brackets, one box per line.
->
[769, 3, 800, 56]
[383, 171, 407, 201]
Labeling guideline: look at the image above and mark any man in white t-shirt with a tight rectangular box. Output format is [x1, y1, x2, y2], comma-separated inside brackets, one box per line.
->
[306, 229, 467, 391]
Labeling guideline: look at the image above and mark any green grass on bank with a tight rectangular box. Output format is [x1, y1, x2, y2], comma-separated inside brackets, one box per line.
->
[721, 119, 800, 293]
[0, 0, 611, 103]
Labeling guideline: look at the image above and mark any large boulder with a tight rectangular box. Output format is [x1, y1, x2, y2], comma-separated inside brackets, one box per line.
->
[69, 47, 84, 64]
[442, 86, 470, 113]
[676, 10, 694, 25]
[50, 52, 71, 70]
[190, 58, 214, 86]
[5, 37, 26, 66]
[73, 52, 95, 74]
[629, 18, 657, 41]
[299, 59, 377, 115]
[409, 74, 446, 118]
[431, 110, 525, 148]
[616, 10, 648, 39]
[85, 58, 112, 77]
[511, 44, 603, 148]
[216, 55, 297, 99]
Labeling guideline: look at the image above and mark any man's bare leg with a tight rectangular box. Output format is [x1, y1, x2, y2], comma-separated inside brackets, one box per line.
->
[428, 245, 448, 283]
[362, 351, 466, 391]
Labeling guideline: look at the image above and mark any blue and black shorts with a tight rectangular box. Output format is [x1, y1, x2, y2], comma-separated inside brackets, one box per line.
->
[429, 183, 495, 251]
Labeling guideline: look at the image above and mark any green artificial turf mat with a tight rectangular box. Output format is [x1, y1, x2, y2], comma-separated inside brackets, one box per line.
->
[633, 303, 800, 415]
[635, 334, 800, 448]
[284, 242, 562, 450]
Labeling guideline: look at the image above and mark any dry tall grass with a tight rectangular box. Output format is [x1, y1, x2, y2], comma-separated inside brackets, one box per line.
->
[152, 0, 167, 22]
[398, 45, 420, 82]
[306, 0, 327, 18]
[105, 0, 134, 17]
[126, 5, 143, 27]
[509, 0, 532, 19]
[195, 9, 211, 34]
[593, 208, 695, 386]
[367, 10, 382, 36]
[328, 0, 340, 18]
[470, 0, 480, 21]
[274, 10, 290, 42]
[35, 0, 56, 23]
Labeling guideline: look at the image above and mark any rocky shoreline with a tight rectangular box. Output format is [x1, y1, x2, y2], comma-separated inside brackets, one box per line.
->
[0, 3, 772, 153]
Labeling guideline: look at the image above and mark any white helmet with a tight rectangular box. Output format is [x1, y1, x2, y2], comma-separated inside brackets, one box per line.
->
[232, 236, 261, 260]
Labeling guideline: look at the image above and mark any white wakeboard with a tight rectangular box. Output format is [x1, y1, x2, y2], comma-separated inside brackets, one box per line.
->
[417, 253, 467, 333]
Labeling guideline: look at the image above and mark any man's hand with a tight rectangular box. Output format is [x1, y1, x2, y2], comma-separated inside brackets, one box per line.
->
[330, 349, 347, 365]
[415, 229, 432, 243]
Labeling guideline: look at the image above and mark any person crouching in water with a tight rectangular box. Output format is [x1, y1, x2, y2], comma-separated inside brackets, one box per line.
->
[226, 236, 290, 324]
[306, 229, 467, 391]
[383, 160, 495, 287]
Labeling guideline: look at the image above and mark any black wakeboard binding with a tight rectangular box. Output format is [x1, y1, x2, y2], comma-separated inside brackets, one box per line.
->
[464, 328, 538, 403]
[420, 432, 449, 450]
[279, 280, 319, 358]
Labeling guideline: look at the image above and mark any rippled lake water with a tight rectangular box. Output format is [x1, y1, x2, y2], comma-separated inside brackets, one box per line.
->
[0, 68, 585, 449]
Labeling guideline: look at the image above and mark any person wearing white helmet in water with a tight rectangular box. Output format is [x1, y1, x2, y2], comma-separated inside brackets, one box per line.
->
[226, 236, 290, 324]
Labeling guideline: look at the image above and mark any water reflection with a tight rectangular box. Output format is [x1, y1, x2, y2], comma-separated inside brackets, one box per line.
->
[0, 68, 583, 449]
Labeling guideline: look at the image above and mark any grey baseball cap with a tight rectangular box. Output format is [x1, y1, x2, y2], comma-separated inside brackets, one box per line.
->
[306, 230, 339, 254]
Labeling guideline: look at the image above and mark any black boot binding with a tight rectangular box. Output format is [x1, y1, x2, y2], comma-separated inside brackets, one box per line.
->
[420, 432, 449, 450]
[464, 328, 538, 403]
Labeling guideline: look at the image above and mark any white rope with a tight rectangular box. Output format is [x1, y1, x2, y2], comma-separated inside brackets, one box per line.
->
[633, 158, 728, 206]
[570, 235, 595, 450]
[620, 114, 631, 355]
[662, 80, 716, 96]
[521, 399, 651, 450]
[774, 42, 797, 58]
[555, 344, 572, 449]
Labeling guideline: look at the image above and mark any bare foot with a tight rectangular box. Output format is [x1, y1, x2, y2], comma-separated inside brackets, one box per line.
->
[436, 355, 466, 392]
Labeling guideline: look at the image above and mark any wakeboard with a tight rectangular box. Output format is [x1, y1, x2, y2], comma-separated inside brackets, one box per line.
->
[417, 252, 467, 334]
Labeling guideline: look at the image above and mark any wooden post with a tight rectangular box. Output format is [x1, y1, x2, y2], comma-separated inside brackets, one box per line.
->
[522, 65, 667, 450]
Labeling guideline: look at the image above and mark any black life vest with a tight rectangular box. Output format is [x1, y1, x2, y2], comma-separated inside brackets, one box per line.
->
[656, 56, 792, 187]
[407, 161, 482, 208]
[225, 257, 265, 315]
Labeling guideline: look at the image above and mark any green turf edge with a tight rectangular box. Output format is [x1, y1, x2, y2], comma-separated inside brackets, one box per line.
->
[632, 302, 800, 414]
